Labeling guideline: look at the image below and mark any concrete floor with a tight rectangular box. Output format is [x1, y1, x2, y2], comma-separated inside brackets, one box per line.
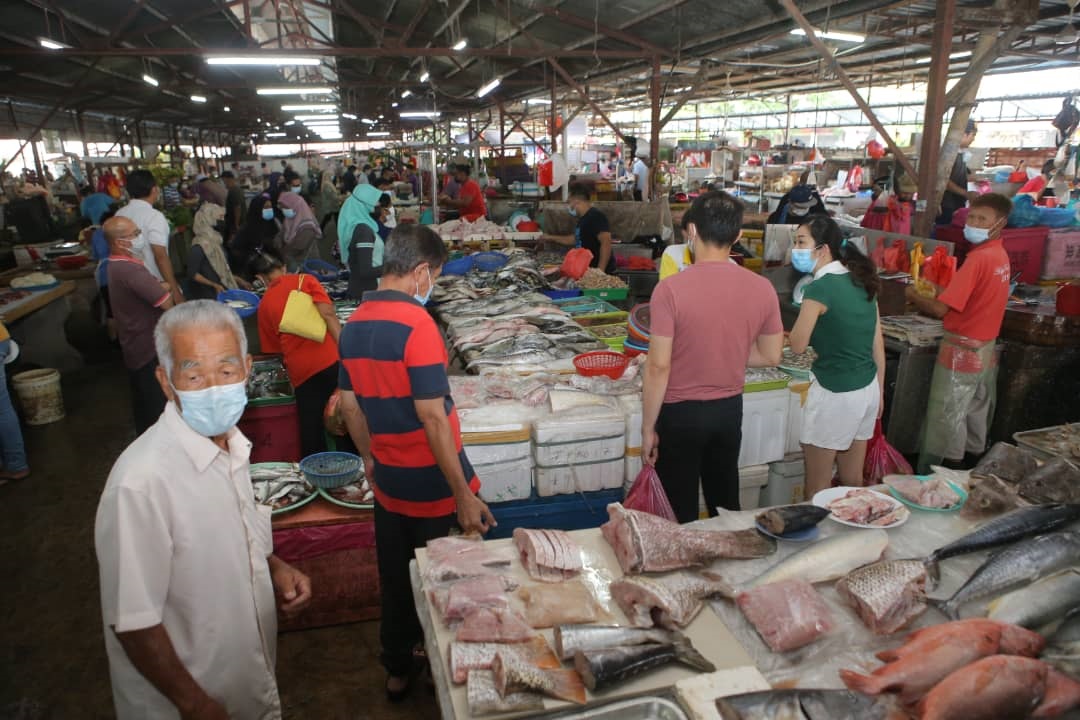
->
[0, 354, 441, 720]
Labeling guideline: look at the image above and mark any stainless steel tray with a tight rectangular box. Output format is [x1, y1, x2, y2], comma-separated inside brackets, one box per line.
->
[545, 696, 687, 720]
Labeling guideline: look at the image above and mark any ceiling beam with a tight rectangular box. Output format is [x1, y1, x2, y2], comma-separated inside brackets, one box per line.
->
[548, 57, 628, 146]
[535, 7, 670, 56]
[395, 0, 431, 48]
[0, 46, 648, 58]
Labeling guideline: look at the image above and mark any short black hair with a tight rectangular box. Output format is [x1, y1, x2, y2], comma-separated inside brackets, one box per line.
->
[220, 170, 235, 179]
[378, 193, 392, 207]
[382, 224, 449, 276]
[376, 179, 392, 189]
[455, 164, 471, 175]
[125, 169, 157, 200]
[568, 182, 591, 201]
[247, 251, 285, 277]
[361, 164, 370, 171]
[969, 192, 1012, 221]
[682, 191, 745, 248]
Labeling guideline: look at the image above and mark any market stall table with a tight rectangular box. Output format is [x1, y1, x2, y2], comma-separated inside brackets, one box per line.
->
[0, 281, 83, 371]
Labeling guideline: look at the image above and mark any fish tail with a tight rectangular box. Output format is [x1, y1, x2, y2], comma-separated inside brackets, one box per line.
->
[672, 634, 716, 673]
[547, 667, 587, 704]
[522, 636, 561, 669]
[925, 595, 959, 621]
[923, 556, 941, 587]
[699, 571, 737, 598]
[839, 668, 883, 695]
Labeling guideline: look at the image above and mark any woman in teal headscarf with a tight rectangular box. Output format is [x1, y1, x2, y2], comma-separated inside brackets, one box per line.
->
[338, 184, 386, 298]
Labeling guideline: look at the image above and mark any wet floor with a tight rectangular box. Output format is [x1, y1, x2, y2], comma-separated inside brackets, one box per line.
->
[0, 354, 440, 720]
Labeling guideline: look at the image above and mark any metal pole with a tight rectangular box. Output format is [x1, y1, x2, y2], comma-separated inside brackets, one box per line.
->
[649, 56, 662, 199]
[914, 0, 955, 236]
[30, 133, 44, 182]
[550, 72, 558, 154]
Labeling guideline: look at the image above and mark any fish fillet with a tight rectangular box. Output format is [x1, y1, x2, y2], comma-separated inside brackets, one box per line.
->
[455, 607, 537, 643]
[518, 581, 601, 629]
[512, 527, 583, 583]
[736, 579, 834, 653]
[449, 636, 559, 684]
[609, 573, 732, 629]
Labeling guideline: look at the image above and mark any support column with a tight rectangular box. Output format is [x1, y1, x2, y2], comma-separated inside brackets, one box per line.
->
[784, 94, 792, 148]
[649, 56, 661, 199]
[498, 103, 506, 157]
[550, 72, 558, 154]
[135, 122, 145, 160]
[29, 133, 44, 182]
[914, 0, 955, 237]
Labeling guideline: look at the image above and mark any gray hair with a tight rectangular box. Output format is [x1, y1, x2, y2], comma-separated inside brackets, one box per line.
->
[382, 224, 449, 276]
[154, 300, 248, 379]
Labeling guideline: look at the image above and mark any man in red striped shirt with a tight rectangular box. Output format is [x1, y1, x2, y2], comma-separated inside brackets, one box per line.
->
[338, 224, 495, 701]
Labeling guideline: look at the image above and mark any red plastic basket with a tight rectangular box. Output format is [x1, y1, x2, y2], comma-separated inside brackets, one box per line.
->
[573, 351, 630, 380]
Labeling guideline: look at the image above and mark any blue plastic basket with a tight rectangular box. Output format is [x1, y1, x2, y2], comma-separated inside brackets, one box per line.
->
[299, 452, 363, 489]
[442, 255, 475, 276]
[303, 258, 341, 281]
[541, 288, 583, 301]
[472, 251, 509, 272]
[217, 289, 260, 318]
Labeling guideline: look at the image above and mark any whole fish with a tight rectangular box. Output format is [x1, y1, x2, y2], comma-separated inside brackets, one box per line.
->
[573, 640, 716, 692]
[924, 503, 1080, 580]
[840, 619, 1045, 704]
[1043, 611, 1080, 677]
[747, 530, 889, 589]
[491, 650, 586, 704]
[961, 473, 1023, 520]
[916, 655, 1080, 720]
[610, 573, 734, 629]
[928, 531, 1080, 619]
[466, 350, 558, 371]
[715, 689, 897, 719]
[466, 670, 543, 716]
[553, 624, 687, 661]
[837, 559, 929, 635]
[971, 441, 1038, 483]
[1019, 457, 1080, 504]
[987, 569, 1080, 629]
[755, 504, 831, 535]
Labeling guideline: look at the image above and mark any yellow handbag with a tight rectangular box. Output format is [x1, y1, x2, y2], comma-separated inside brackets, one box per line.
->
[278, 274, 327, 342]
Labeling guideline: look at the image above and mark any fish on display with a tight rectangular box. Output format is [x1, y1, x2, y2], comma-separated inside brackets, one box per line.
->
[250, 463, 300, 481]
[449, 636, 559, 684]
[839, 618, 1045, 704]
[601, 503, 776, 575]
[518, 581, 601, 629]
[924, 503, 1080, 580]
[1018, 457, 1080, 504]
[970, 441, 1038, 483]
[715, 689, 897, 719]
[573, 639, 716, 692]
[836, 559, 929, 635]
[755, 504, 831, 535]
[456, 607, 537, 643]
[609, 573, 733, 629]
[987, 568, 1080, 630]
[466, 669, 544, 716]
[553, 624, 698, 661]
[491, 650, 587, 705]
[737, 578, 834, 653]
[928, 531, 1080, 619]
[883, 475, 961, 509]
[961, 473, 1022, 520]
[1043, 610, 1080, 678]
[916, 655, 1080, 720]
[747, 530, 889, 589]
[513, 527, 583, 583]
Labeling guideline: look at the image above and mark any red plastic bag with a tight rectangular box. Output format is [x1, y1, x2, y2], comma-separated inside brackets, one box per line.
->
[560, 247, 594, 280]
[624, 465, 677, 522]
[922, 246, 957, 289]
[863, 419, 913, 486]
[882, 240, 911, 273]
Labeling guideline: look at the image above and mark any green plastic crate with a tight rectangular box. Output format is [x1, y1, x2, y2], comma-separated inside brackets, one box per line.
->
[247, 356, 295, 407]
[582, 287, 629, 301]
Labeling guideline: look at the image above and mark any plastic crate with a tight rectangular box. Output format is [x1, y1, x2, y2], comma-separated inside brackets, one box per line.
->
[442, 255, 475, 276]
[540, 288, 582, 301]
[1042, 229, 1080, 280]
[485, 488, 624, 539]
[303, 258, 341, 281]
[582, 287, 629, 301]
[238, 402, 301, 463]
[472, 251, 509, 272]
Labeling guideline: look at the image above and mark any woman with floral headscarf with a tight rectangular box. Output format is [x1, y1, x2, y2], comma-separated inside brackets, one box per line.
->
[186, 197, 244, 300]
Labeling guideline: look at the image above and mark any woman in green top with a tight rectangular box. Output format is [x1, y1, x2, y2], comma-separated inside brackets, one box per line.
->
[788, 216, 885, 496]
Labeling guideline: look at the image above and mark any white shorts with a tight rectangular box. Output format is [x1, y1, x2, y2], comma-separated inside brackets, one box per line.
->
[800, 375, 880, 451]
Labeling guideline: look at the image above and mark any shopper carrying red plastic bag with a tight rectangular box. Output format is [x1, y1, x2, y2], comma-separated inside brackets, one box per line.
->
[863, 419, 913, 486]
[624, 464, 677, 522]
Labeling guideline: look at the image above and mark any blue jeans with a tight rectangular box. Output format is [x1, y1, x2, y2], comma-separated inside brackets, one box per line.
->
[0, 340, 28, 472]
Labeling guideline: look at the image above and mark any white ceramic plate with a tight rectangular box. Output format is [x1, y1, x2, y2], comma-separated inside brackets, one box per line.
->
[811, 486, 910, 529]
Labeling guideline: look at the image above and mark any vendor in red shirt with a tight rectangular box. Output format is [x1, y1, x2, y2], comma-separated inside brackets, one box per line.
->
[905, 193, 1012, 472]
[438, 164, 487, 222]
[252, 251, 344, 457]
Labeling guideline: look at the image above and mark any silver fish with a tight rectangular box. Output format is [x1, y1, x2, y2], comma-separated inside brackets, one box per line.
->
[836, 559, 929, 635]
[573, 640, 715, 692]
[929, 531, 1080, 619]
[1043, 610, 1080, 677]
[987, 569, 1080, 629]
[466, 670, 543, 716]
[553, 624, 688, 661]
[747, 530, 889, 589]
[716, 689, 896, 719]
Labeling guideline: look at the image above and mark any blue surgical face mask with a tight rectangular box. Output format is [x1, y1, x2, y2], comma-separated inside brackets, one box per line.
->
[282, 208, 296, 219]
[791, 247, 817, 274]
[173, 381, 248, 438]
[568, 205, 578, 217]
[262, 208, 275, 221]
[963, 224, 991, 245]
[414, 266, 433, 305]
[290, 186, 302, 193]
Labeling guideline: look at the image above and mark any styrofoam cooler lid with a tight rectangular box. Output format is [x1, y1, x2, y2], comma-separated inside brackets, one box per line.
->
[533, 410, 625, 444]
[769, 453, 806, 478]
[738, 464, 770, 488]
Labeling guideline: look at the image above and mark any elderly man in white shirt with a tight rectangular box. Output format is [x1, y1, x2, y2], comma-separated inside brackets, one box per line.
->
[116, 169, 184, 306]
[95, 300, 311, 719]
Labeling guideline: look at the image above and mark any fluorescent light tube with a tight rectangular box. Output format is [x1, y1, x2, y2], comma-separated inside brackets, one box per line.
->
[38, 38, 69, 50]
[420, 72, 430, 82]
[191, 95, 207, 103]
[368, 132, 391, 137]
[142, 74, 159, 87]
[257, 86, 333, 95]
[789, 28, 865, 43]
[399, 111, 441, 118]
[476, 78, 501, 98]
[281, 104, 337, 112]
[453, 39, 467, 50]
[206, 56, 321, 66]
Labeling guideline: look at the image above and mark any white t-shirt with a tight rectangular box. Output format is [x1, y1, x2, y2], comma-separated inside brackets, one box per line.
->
[633, 159, 649, 195]
[115, 199, 170, 281]
[95, 402, 281, 719]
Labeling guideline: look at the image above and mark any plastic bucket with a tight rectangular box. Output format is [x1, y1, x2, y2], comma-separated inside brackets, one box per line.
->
[12, 368, 64, 425]
[238, 401, 302, 463]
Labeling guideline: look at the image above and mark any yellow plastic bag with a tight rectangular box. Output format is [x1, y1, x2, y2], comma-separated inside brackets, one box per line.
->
[278, 274, 327, 342]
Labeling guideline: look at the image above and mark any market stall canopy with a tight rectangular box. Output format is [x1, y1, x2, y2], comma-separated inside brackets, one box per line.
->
[0, 0, 1077, 142]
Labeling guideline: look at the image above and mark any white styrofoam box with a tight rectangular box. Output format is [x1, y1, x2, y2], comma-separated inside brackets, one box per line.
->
[618, 396, 644, 449]
[763, 453, 806, 507]
[533, 412, 625, 468]
[624, 451, 643, 493]
[697, 465, 770, 516]
[738, 389, 789, 467]
[463, 439, 531, 466]
[786, 381, 810, 455]
[476, 457, 533, 504]
[535, 458, 624, 496]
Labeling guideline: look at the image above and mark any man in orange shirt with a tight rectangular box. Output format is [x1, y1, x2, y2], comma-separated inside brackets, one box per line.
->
[906, 193, 1012, 471]
[438, 164, 487, 222]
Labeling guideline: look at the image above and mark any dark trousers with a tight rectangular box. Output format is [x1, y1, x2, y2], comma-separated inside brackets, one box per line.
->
[129, 359, 166, 436]
[374, 502, 458, 676]
[633, 189, 643, 201]
[293, 362, 340, 458]
[654, 396, 743, 523]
